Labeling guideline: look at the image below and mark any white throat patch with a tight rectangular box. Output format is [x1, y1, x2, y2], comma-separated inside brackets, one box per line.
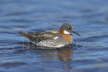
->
[64, 30, 70, 34]
[53, 36, 59, 40]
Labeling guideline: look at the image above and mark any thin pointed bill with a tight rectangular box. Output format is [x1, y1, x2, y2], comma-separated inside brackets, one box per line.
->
[72, 31, 80, 36]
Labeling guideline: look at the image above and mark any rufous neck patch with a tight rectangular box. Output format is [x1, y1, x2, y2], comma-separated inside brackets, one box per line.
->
[62, 34, 72, 41]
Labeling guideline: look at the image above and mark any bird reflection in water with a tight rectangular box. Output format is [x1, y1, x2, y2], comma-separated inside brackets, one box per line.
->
[57, 46, 72, 62]
[57, 46, 72, 70]
[22, 42, 72, 61]
[18, 42, 73, 70]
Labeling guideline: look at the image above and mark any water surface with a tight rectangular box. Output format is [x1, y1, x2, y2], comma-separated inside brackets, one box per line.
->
[0, 0, 108, 72]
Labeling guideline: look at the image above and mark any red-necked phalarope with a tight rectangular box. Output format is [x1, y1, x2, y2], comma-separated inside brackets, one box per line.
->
[20, 24, 80, 49]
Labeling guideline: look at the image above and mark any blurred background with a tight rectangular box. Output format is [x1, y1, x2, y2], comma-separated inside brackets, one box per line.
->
[0, 0, 108, 72]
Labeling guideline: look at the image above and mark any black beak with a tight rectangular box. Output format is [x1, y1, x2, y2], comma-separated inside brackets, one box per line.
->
[72, 31, 80, 36]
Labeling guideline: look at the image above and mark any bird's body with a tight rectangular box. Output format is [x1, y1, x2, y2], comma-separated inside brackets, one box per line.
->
[20, 24, 79, 49]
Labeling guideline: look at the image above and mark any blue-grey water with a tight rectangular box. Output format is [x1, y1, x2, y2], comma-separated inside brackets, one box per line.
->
[0, 0, 108, 72]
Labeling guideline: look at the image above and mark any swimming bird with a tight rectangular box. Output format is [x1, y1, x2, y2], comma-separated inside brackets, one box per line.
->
[20, 24, 80, 49]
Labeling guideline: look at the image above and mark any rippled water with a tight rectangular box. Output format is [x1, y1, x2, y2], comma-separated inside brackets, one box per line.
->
[0, 0, 108, 72]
